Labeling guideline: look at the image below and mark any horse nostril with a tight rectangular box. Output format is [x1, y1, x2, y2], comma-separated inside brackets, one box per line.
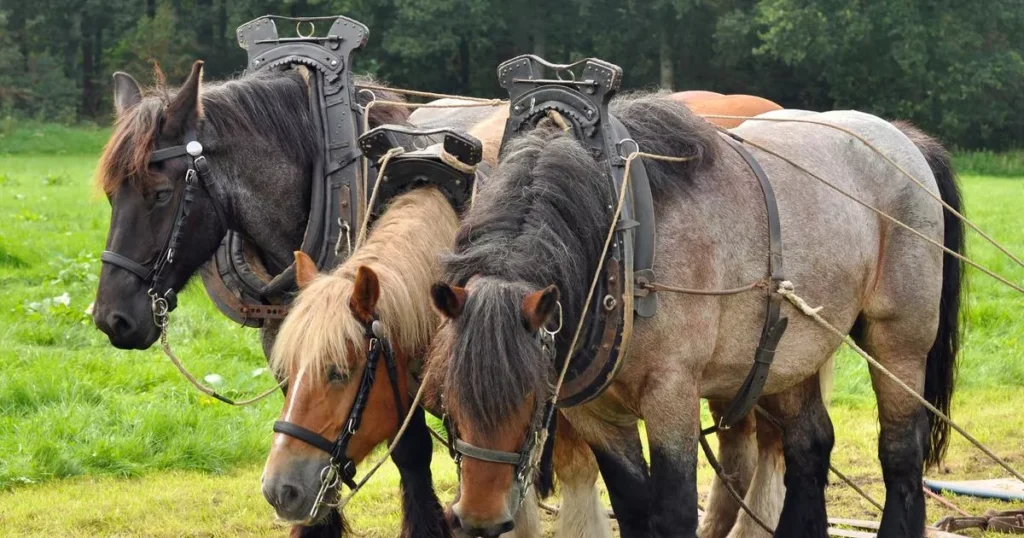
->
[279, 483, 299, 507]
[109, 312, 134, 336]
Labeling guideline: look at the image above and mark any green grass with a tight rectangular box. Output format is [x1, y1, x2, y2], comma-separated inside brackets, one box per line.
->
[0, 120, 111, 156]
[0, 125, 1021, 535]
[953, 149, 1024, 178]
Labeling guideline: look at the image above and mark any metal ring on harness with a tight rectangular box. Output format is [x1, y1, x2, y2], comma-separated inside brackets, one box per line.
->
[295, 20, 315, 38]
[356, 88, 376, 113]
[617, 138, 640, 160]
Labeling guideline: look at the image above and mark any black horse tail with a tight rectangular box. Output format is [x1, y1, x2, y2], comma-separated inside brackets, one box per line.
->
[892, 120, 965, 467]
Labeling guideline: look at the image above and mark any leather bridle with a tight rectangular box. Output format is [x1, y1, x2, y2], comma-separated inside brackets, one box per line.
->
[272, 315, 405, 515]
[443, 321, 558, 512]
[100, 135, 225, 322]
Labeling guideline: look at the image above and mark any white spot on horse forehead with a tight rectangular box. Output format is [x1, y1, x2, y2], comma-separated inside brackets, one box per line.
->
[281, 364, 307, 423]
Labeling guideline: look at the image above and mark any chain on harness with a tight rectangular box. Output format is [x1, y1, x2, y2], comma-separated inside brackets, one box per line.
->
[271, 315, 406, 520]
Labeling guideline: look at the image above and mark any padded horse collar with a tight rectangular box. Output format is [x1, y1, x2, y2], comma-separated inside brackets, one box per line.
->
[200, 15, 371, 326]
[497, 55, 654, 408]
[272, 315, 405, 490]
[358, 124, 483, 219]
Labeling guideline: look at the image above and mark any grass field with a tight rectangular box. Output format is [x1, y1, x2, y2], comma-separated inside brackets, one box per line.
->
[0, 123, 1022, 536]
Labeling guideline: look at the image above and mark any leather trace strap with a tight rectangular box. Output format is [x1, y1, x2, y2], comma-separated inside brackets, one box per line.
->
[272, 315, 405, 499]
[712, 132, 789, 431]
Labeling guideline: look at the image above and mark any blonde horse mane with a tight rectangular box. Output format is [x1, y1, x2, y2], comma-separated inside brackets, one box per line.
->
[270, 187, 460, 381]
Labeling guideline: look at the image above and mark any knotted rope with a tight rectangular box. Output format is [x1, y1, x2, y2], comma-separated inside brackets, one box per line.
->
[777, 280, 1024, 484]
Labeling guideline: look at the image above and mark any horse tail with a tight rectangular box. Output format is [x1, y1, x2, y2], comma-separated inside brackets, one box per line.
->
[892, 120, 965, 467]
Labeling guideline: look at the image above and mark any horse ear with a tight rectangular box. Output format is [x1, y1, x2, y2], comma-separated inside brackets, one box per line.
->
[431, 283, 467, 319]
[112, 72, 142, 116]
[294, 251, 317, 289]
[349, 266, 380, 323]
[163, 60, 204, 137]
[522, 285, 559, 332]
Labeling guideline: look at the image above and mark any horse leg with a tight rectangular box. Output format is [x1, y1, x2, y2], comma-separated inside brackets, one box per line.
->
[855, 317, 932, 538]
[584, 422, 651, 538]
[641, 377, 701, 537]
[553, 415, 612, 538]
[764, 375, 833, 538]
[725, 407, 785, 538]
[699, 401, 758, 538]
[390, 406, 452, 538]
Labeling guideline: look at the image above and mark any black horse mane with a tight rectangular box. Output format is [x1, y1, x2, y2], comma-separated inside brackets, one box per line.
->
[98, 69, 408, 195]
[441, 92, 719, 433]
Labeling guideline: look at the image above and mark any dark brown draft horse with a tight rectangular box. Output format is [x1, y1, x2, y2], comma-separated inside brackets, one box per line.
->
[429, 97, 963, 538]
[90, 61, 438, 537]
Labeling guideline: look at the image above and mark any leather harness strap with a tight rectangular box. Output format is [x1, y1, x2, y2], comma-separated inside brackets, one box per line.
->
[272, 315, 405, 490]
[453, 440, 524, 465]
[714, 132, 789, 430]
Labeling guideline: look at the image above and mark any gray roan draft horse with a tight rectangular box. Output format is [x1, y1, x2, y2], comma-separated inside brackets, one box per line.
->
[428, 96, 963, 538]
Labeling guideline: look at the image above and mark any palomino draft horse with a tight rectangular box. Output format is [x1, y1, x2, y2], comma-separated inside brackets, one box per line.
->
[429, 95, 963, 537]
[261, 94, 792, 538]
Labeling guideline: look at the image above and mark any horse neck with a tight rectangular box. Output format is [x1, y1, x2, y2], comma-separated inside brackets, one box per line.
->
[340, 187, 461, 357]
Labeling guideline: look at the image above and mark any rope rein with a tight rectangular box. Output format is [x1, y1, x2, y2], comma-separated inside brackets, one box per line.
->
[354, 146, 404, 250]
[156, 314, 283, 406]
[777, 280, 1024, 483]
[355, 83, 505, 104]
[724, 128, 1023, 295]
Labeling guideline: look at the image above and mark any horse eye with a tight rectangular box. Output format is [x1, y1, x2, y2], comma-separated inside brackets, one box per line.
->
[154, 189, 173, 204]
[327, 366, 347, 383]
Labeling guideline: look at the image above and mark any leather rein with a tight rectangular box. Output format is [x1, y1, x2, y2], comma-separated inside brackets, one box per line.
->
[272, 315, 406, 519]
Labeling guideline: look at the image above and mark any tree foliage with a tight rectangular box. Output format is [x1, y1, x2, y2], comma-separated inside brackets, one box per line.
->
[0, 0, 1020, 148]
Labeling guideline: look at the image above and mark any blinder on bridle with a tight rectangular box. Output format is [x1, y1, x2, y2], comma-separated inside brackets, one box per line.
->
[442, 302, 562, 512]
[272, 315, 405, 517]
[100, 135, 219, 323]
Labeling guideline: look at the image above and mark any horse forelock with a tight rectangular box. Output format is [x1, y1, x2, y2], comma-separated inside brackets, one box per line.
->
[271, 187, 458, 382]
[444, 279, 552, 435]
[97, 97, 163, 196]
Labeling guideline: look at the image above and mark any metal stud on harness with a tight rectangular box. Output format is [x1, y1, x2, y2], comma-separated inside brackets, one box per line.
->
[272, 315, 405, 520]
